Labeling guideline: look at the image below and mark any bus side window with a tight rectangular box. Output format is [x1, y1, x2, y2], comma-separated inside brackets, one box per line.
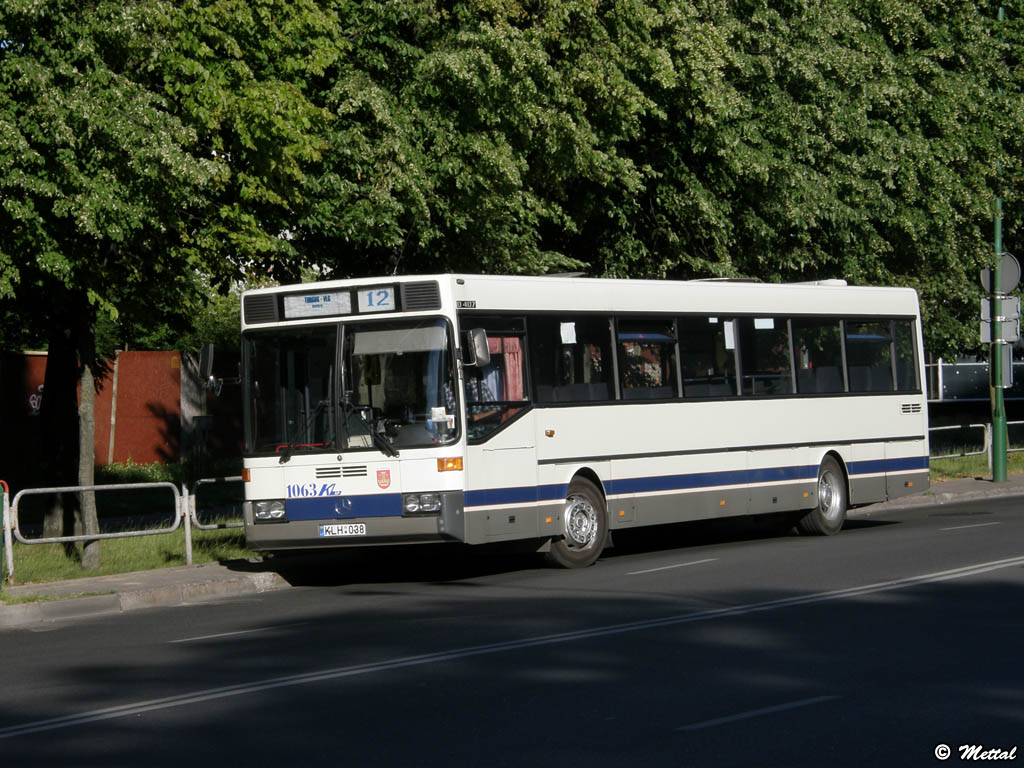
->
[738, 317, 793, 396]
[678, 316, 737, 397]
[530, 316, 613, 402]
[617, 318, 678, 400]
[845, 320, 894, 392]
[793, 318, 845, 394]
[892, 320, 919, 392]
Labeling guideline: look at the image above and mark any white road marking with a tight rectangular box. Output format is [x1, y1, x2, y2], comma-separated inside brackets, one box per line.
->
[169, 622, 309, 644]
[677, 695, 841, 731]
[627, 558, 718, 576]
[3, 554, 1024, 739]
[939, 522, 1002, 532]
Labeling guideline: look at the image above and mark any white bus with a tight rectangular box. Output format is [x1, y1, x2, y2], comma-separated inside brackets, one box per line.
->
[239, 274, 928, 567]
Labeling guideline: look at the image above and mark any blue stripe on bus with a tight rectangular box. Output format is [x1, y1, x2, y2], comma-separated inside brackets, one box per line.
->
[606, 465, 818, 496]
[286, 494, 403, 520]
[279, 457, 931, 518]
[463, 456, 928, 509]
[463, 483, 567, 508]
[848, 456, 929, 475]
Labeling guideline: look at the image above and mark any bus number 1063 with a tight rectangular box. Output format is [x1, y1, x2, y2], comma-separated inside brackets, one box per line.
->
[287, 483, 340, 498]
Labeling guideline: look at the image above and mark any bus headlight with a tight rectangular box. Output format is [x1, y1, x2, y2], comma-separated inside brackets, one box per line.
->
[253, 499, 287, 523]
[403, 493, 442, 515]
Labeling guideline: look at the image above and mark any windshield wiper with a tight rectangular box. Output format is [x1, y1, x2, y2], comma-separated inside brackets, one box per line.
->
[372, 430, 399, 457]
[279, 400, 334, 464]
[364, 413, 399, 458]
[343, 400, 399, 457]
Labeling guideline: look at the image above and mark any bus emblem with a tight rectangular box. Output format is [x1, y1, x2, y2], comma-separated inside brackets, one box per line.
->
[377, 469, 391, 489]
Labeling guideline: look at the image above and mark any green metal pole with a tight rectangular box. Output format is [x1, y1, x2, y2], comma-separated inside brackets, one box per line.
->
[991, 4, 1008, 483]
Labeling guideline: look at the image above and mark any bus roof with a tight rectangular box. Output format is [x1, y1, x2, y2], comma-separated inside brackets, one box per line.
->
[242, 274, 920, 329]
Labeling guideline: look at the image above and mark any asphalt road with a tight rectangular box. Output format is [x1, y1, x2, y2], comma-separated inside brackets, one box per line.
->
[0, 497, 1022, 768]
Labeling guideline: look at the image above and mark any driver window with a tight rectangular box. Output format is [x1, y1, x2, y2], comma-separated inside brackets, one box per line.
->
[458, 316, 529, 442]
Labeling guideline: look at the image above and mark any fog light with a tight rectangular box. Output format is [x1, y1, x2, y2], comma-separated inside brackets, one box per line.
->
[254, 499, 286, 522]
[402, 493, 443, 515]
[417, 493, 442, 512]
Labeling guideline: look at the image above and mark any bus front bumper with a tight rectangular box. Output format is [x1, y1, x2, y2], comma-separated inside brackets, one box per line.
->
[243, 490, 467, 550]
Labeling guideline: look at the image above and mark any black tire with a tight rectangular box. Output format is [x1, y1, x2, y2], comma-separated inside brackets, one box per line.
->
[797, 456, 847, 536]
[545, 477, 608, 568]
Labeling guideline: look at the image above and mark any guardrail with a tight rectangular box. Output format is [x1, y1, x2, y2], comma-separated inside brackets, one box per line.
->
[929, 423, 991, 461]
[1, 480, 8, 592]
[187, 477, 244, 531]
[929, 420, 1024, 464]
[0, 477, 244, 585]
[181, 476, 244, 566]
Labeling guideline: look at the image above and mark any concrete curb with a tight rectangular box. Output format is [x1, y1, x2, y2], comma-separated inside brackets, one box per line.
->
[0, 594, 123, 627]
[860, 486, 1024, 514]
[0, 570, 290, 629]
[115, 571, 290, 613]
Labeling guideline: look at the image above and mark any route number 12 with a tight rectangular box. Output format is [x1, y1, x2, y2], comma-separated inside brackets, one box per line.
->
[357, 286, 395, 313]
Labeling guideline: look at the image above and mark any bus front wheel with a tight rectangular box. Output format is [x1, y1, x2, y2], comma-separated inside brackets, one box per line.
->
[546, 477, 608, 568]
[798, 456, 847, 536]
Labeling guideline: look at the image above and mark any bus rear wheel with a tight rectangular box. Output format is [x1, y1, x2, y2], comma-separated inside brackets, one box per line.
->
[546, 478, 608, 568]
[797, 456, 847, 536]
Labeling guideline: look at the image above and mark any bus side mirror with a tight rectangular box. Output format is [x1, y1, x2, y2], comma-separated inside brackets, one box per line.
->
[199, 343, 215, 379]
[199, 343, 221, 394]
[464, 328, 491, 368]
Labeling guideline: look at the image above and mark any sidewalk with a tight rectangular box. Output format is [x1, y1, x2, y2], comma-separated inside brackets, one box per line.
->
[2, 474, 1023, 629]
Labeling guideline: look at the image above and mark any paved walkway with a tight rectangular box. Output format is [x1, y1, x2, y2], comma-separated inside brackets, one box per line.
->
[2, 474, 1023, 628]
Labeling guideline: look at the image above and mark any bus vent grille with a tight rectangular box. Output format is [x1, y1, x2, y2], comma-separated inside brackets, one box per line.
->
[900, 403, 922, 414]
[401, 281, 441, 311]
[316, 466, 368, 478]
[243, 294, 280, 325]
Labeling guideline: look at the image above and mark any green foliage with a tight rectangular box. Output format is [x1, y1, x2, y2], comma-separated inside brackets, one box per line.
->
[2, 0, 1022, 363]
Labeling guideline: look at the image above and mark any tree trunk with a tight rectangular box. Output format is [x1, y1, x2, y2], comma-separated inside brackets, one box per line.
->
[40, 323, 80, 539]
[39, 299, 101, 570]
[78, 358, 100, 570]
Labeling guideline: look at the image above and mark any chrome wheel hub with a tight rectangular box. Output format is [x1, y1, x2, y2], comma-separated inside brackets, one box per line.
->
[819, 471, 841, 521]
[565, 494, 598, 549]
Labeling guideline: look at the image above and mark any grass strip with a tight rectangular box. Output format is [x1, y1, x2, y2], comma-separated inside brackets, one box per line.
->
[4, 527, 251, 586]
[930, 450, 1024, 481]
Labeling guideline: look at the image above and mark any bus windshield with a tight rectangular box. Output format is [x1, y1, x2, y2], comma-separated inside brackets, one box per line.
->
[244, 318, 458, 457]
[341, 318, 457, 452]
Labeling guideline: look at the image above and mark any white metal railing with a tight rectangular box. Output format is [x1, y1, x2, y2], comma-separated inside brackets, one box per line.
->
[0, 477, 244, 587]
[929, 420, 1024, 464]
[928, 423, 991, 460]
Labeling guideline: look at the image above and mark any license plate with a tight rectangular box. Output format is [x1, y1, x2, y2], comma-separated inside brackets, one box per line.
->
[318, 523, 367, 537]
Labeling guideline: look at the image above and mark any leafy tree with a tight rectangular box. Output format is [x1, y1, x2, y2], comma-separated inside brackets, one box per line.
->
[0, 0, 218, 564]
[0, 0, 335, 566]
[289, 0, 1022, 357]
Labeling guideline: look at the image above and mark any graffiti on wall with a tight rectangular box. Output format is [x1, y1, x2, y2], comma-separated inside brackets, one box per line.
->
[28, 385, 43, 415]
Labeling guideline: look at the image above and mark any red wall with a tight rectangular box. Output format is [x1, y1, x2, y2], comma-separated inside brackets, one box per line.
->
[4, 351, 181, 468]
[96, 351, 182, 465]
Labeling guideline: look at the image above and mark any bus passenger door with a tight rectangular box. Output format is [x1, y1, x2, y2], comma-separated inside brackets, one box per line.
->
[460, 329, 539, 543]
[466, 412, 538, 543]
